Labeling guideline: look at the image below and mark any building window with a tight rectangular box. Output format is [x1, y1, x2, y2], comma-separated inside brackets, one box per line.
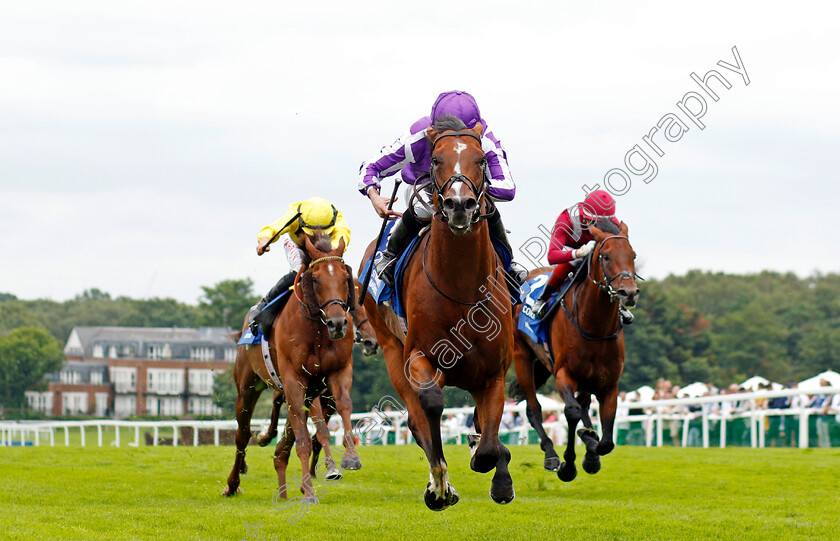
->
[148, 369, 184, 395]
[91, 372, 103, 385]
[193, 347, 215, 361]
[108, 345, 117, 358]
[224, 347, 236, 362]
[113, 368, 136, 393]
[93, 344, 104, 358]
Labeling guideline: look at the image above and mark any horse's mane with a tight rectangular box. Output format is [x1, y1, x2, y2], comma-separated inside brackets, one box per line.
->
[307, 233, 334, 254]
[432, 115, 467, 133]
[593, 219, 620, 235]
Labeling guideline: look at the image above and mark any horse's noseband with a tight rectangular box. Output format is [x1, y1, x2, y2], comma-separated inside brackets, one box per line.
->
[429, 131, 489, 223]
[589, 236, 644, 299]
[296, 255, 351, 326]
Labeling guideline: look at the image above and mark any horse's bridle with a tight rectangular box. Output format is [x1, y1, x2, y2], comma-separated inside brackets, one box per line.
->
[294, 255, 351, 325]
[560, 234, 643, 341]
[429, 131, 492, 223]
[587, 235, 644, 300]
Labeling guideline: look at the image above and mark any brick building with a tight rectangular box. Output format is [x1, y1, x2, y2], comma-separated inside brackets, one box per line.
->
[25, 326, 237, 417]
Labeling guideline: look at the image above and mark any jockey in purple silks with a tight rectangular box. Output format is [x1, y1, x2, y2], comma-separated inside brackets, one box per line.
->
[358, 90, 521, 288]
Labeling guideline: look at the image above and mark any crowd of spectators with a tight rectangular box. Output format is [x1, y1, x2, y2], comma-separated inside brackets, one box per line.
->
[616, 377, 840, 447]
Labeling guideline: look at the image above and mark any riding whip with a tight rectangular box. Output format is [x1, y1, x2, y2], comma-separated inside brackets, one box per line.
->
[358, 179, 402, 305]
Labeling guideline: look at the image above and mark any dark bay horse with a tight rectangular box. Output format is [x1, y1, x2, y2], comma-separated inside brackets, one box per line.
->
[361, 116, 515, 510]
[223, 234, 361, 502]
[512, 220, 639, 480]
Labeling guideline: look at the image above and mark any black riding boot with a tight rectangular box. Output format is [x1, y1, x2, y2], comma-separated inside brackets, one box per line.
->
[374, 211, 424, 288]
[531, 282, 557, 319]
[249, 270, 296, 335]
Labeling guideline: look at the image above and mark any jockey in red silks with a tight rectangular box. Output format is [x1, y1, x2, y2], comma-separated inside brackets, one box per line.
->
[531, 189, 634, 324]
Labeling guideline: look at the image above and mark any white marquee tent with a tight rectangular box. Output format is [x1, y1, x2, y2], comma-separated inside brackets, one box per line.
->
[677, 382, 710, 398]
[740, 376, 783, 391]
[798, 370, 840, 391]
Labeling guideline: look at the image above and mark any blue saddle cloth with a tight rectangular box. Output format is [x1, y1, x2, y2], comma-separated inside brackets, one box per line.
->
[238, 328, 263, 345]
[236, 289, 292, 345]
[517, 273, 574, 346]
[359, 220, 415, 330]
[359, 221, 517, 330]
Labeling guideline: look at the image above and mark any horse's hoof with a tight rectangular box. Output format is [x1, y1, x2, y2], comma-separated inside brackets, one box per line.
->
[222, 486, 242, 497]
[424, 483, 459, 511]
[467, 433, 480, 451]
[470, 447, 498, 474]
[543, 456, 561, 472]
[557, 462, 577, 482]
[490, 482, 515, 504]
[324, 469, 343, 482]
[582, 455, 601, 475]
[256, 432, 275, 447]
[596, 441, 615, 456]
[340, 455, 362, 470]
[301, 496, 319, 505]
[490, 487, 515, 505]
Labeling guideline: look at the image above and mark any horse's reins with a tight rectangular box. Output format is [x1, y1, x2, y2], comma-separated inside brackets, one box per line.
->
[429, 130, 494, 224]
[416, 130, 502, 306]
[294, 255, 351, 325]
[350, 311, 370, 344]
[589, 235, 644, 299]
[560, 234, 642, 341]
[420, 235, 497, 307]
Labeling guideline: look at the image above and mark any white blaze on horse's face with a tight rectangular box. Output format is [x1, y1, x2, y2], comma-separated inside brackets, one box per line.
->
[328, 264, 335, 276]
[453, 142, 467, 175]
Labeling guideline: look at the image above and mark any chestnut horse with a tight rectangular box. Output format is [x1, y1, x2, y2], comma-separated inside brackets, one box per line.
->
[361, 116, 515, 510]
[512, 220, 639, 480]
[255, 293, 380, 484]
[223, 234, 361, 502]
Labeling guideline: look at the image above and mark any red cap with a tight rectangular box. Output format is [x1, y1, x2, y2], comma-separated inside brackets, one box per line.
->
[580, 190, 616, 220]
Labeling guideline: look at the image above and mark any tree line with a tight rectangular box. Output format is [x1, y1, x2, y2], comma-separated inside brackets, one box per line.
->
[1, 271, 838, 414]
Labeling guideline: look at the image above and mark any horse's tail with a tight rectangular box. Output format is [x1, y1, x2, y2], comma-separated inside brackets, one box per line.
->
[229, 330, 243, 343]
[506, 361, 553, 402]
[506, 377, 526, 401]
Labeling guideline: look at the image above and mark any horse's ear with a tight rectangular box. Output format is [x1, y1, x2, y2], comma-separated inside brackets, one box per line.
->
[426, 127, 440, 143]
[334, 237, 346, 255]
[589, 225, 606, 241]
[471, 122, 484, 137]
[619, 221, 629, 237]
[303, 235, 316, 256]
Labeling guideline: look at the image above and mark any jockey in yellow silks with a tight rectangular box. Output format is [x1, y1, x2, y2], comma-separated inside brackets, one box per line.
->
[248, 197, 351, 333]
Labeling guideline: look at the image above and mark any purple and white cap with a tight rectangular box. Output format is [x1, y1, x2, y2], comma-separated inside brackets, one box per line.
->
[430, 90, 482, 128]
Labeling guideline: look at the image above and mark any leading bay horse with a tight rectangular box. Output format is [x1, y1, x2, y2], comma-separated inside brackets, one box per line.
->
[223, 234, 361, 502]
[512, 220, 639, 480]
[361, 116, 515, 510]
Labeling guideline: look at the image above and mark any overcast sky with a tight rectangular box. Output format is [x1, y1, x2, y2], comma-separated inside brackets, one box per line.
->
[1, 1, 838, 304]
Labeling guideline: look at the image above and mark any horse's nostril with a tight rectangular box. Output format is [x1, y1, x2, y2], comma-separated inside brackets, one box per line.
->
[443, 199, 455, 210]
[464, 199, 477, 212]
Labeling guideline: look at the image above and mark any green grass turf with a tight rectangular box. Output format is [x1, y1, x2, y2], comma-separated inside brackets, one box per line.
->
[1, 443, 838, 540]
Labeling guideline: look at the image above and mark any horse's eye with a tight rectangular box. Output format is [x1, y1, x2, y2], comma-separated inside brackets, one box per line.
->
[602, 254, 610, 262]
[431, 156, 439, 166]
